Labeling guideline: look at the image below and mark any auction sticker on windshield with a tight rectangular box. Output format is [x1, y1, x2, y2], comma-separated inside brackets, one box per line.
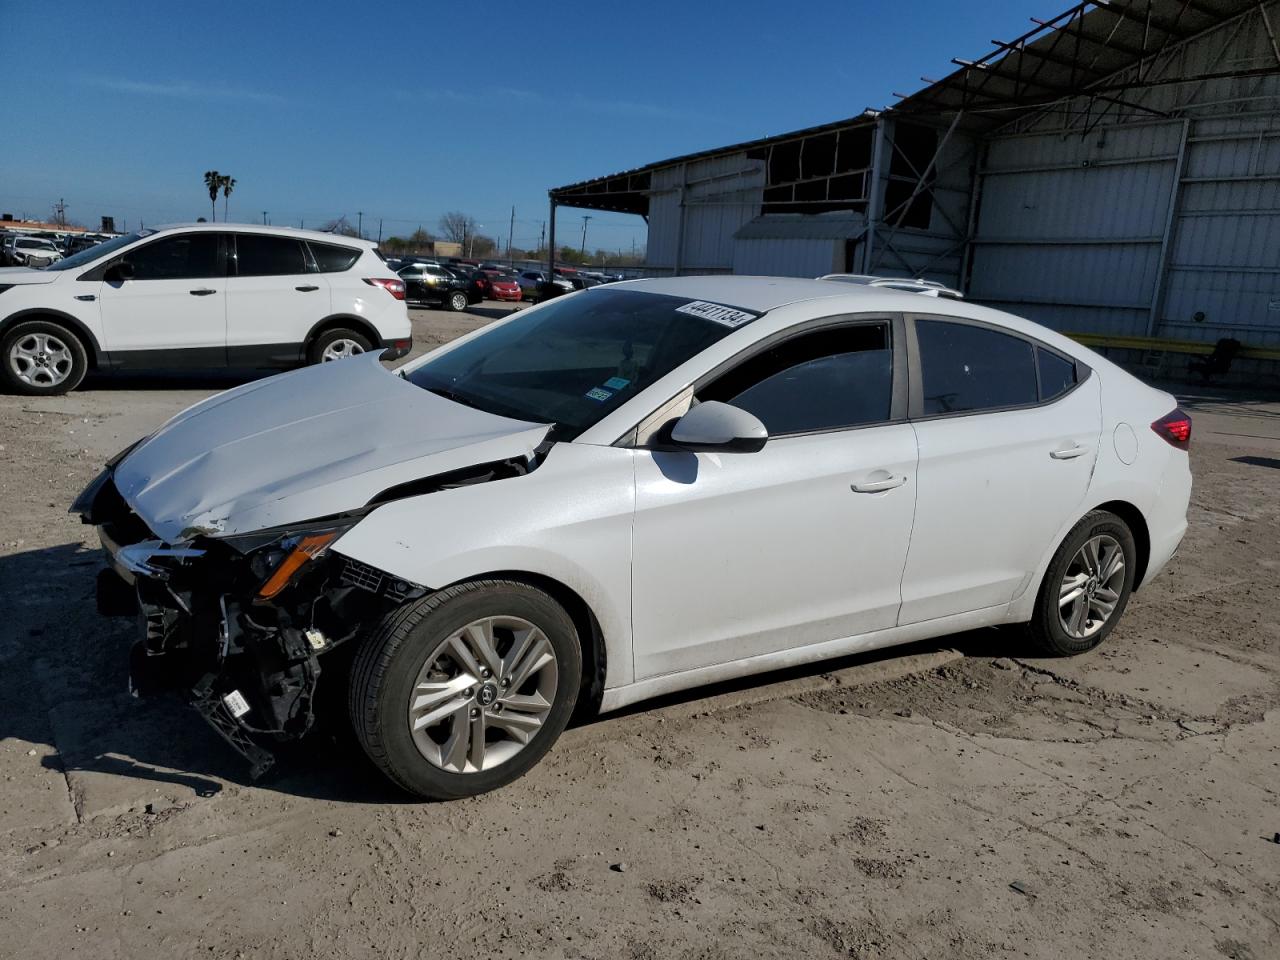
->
[674, 300, 758, 328]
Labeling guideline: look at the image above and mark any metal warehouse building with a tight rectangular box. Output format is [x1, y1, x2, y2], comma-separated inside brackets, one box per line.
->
[550, 0, 1280, 378]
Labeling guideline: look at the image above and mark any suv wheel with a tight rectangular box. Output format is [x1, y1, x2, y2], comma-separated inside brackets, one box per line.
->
[309, 327, 373, 364]
[447, 291, 469, 312]
[349, 579, 582, 800]
[1, 320, 89, 395]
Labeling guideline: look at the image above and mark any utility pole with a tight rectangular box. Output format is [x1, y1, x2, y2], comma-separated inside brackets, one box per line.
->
[580, 215, 592, 257]
[53, 198, 68, 226]
[538, 221, 545, 254]
[262, 211, 268, 225]
[507, 206, 515, 259]
[299, 218, 304, 229]
[357, 211, 364, 238]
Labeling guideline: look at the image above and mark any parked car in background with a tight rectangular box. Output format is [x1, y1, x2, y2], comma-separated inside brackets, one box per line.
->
[444, 265, 487, 303]
[62, 234, 105, 258]
[3, 235, 64, 267]
[0, 222, 410, 395]
[488, 273, 522, 302]
[74, 275, 1191, 799]
[517, 270, 573, 302]
[398, 261, 476, 311]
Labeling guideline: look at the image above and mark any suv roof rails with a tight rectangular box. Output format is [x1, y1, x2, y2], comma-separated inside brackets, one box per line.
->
[817, 273, 964, 299]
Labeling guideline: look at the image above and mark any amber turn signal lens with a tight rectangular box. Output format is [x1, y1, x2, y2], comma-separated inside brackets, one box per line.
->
[255, 531, 339, 600]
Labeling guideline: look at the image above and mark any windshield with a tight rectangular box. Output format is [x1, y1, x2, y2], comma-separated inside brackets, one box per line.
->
[405, 288, 755, 440]
[45, 231, 150, 271]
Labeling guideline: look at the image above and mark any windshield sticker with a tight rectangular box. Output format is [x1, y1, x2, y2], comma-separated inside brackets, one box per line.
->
[675, 300, 758, 328]
[603, 376, 631, 390]
[585, 387, 614, 402]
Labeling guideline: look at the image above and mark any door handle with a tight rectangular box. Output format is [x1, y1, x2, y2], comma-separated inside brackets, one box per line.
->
[851, 473, 908, 493]
[1050, 444, 1090, 460]
[189, 288, 217, 296]
[295, 284, 320, 292]
[74, 294, 96, 302]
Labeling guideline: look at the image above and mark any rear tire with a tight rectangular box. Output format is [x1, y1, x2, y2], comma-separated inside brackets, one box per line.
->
[1028, 510, 1136, 656]
[448, 290, 468, 312]
[348, 579, 581, 800]
[1, 320, 89, 395]
[308, 327, 372, 365]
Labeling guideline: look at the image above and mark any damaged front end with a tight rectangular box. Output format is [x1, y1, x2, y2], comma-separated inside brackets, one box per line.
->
[75, 467, 425, 779]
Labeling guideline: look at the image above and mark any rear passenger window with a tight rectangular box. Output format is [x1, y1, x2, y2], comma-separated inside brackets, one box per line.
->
[235, 235, 307, 276]
[700, 323, 893, 435]
[915, 319, 1037, 415]
[310, 241, 361, 273]
[1037, 348, 1077, 401]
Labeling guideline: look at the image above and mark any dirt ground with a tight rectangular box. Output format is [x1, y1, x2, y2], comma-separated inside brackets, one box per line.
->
[1, 305, 1277, 960]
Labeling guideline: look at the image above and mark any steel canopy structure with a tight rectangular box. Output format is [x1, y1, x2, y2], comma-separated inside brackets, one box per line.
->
[549, 0, 1280, 367]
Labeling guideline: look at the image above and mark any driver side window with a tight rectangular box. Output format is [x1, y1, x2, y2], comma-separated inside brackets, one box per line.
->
[126, 233, 223, 280]
[698, 321, 895, 436]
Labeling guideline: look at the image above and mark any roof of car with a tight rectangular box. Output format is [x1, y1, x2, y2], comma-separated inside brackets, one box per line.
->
[609, 275, 924, 312]
[606, 275, 1089, 360]
[153, 222, 379, 248]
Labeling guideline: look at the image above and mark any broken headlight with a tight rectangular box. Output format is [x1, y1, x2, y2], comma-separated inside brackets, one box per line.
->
[219, 517, 363, 602]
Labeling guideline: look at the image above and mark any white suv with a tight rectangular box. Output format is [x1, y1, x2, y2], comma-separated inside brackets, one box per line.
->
[0, 223, 411, 395]
[3, 235, 64, 267]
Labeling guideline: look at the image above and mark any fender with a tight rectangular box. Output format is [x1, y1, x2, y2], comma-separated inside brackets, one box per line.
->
[331, 442, 637, 689]
[303, 313, 383, 351]
[0, 307, 108, 367]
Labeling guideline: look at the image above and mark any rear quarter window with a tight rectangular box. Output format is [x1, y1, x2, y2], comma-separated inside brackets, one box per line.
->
[310, 241, 362, 273]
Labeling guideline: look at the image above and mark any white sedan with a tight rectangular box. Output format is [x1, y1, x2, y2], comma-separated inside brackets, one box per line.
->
[76, 276, 1191, 799]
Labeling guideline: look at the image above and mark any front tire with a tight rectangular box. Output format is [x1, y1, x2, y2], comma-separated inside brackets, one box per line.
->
[308, 327, 372, 365]
[349, 580, 582, 800]
[1, 320, 89, 395]
[1028, 510, 1136, 656]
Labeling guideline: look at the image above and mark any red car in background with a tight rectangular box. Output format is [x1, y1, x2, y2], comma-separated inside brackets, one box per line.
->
[488, 273, 522, 302]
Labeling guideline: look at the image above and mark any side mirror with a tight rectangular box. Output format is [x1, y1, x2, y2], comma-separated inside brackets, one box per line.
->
[108, 260, 135, 282]
[670, 401, 768, 453]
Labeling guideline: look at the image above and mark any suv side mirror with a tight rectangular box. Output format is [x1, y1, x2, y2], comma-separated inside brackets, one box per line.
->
[108, 260, 135, 282]
[670, 401, 768, 453]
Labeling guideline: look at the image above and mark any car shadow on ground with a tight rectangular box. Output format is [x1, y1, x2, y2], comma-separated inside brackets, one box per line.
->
[4, 540, 1025, 809]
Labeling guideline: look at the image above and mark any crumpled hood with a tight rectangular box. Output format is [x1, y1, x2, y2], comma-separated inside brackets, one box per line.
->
[113, 354, 551, 542]
[0, 266, 61, 284]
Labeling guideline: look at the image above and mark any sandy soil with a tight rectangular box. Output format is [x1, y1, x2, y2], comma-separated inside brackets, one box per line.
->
[1, 307, 1277, 959]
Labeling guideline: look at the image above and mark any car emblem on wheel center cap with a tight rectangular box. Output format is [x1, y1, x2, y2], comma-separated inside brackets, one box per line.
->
[477, 682, 498, 707]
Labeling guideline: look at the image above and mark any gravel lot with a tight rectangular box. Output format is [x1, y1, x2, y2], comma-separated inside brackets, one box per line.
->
[1, 304, 1278, 959]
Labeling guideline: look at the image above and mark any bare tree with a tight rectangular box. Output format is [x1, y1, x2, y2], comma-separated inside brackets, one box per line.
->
[320, 216, 361, 238]
[438, 211, 477, 244]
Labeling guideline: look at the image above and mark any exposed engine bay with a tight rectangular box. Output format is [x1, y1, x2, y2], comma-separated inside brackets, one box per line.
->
[75, 455, 533, 777]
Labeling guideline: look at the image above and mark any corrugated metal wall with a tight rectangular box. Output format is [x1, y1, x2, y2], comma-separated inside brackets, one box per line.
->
[732, 237, 841, 277]
[646, 153, 764, 273]
[971, 4, 1280, 347]
[1163, 116, 1280, 347]
[969, 120, 1184, 335]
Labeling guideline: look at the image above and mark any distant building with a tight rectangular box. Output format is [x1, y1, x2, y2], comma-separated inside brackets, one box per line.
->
[551, 0, 1280, 380]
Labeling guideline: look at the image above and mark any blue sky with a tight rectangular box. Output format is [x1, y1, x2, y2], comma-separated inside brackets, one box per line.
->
[2, 1, 1054, 252]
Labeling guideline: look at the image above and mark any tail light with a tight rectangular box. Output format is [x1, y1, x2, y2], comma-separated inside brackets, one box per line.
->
[1151, 407, 1191, 449]
[364, 277, 406, 301]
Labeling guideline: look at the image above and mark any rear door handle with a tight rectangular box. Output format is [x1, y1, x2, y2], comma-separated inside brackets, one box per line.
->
[295, 284, 320, 292]
[189, 288, 217, 296]
[851, 472, 908, 493]
[1050, 444, 1090, 460]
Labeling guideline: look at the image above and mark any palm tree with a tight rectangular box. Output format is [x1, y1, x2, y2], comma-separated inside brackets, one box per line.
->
[203, 170, 221, 222]
[220, 175, 236, 222]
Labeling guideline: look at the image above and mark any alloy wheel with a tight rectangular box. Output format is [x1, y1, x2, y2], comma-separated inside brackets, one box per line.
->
[321, 338, 365, 362]
[407, 616, 559, 774]
[1058, 534, 1125, 639]
[9, 332, 73, 387]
